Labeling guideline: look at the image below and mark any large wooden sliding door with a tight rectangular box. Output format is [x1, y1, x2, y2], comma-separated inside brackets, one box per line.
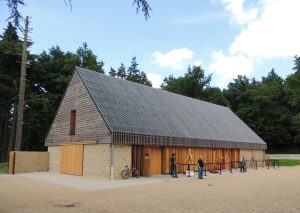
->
[60, 144, 84, 176]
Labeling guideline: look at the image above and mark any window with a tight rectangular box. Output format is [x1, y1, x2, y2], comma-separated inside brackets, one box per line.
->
[70, 110, 76, 135]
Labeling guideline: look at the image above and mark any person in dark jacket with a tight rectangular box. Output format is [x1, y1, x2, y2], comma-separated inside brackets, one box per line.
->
[170, 153, 178, 178]
[241, 156, 247, 172]
[198, 156, 204, 179]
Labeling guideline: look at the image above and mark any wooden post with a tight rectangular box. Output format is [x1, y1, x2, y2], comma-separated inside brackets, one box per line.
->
[14, 16, 29, 151]
[8, 152, 15, 174]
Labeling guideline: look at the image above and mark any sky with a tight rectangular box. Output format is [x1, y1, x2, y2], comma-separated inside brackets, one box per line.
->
[0, 0, 299, 88]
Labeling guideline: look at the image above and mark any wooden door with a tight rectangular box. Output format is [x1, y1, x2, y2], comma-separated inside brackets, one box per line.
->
[151, 146, 162, 175]
[60, 144, 83, 176]
[143, 146, 151, 177]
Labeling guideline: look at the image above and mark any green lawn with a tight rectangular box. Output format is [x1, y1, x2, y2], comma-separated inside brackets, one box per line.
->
[278, 159, 300, 166]
[0, 165, 8, 174]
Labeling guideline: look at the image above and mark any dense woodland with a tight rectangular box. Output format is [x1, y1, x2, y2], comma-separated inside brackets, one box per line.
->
[0, 23, 300, 162]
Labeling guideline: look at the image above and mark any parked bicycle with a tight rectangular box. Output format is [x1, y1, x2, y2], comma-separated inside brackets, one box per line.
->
[121, 165, 140, 179]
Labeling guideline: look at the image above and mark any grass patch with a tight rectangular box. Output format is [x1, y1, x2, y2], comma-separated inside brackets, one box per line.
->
[0, 165, 8, 174]
[278, 159, 300, 166]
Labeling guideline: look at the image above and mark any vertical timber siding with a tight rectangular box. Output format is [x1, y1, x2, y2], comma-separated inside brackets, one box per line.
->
[45, 71, 111, 146]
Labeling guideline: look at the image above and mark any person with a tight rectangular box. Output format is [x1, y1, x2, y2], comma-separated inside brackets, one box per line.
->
[170, 153, 178, 178]
[198, 156, 204, 179]
[241, 156, 247, 172]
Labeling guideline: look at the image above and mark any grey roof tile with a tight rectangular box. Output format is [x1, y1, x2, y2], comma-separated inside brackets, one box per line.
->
[76, 67, 266, 146]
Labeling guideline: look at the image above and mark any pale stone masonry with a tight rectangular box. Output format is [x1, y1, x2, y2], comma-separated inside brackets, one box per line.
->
[113, 145, 132, 179]
[48, 146, 61, 173]
[83, 144, 111, 179]
[13, 151, 49, 173]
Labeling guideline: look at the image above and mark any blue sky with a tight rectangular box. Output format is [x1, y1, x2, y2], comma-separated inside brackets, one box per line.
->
[0, 0, 299, 88]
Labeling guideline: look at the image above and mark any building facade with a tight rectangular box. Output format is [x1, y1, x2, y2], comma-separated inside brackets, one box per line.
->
[45, 67, 267, 179]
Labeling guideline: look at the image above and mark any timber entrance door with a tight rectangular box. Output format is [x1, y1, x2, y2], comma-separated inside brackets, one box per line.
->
[132, 145, 162, 177]
[60, 144, 83, 176]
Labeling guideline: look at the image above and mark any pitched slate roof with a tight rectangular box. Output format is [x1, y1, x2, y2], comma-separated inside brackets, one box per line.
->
[76, 67, 266, 149]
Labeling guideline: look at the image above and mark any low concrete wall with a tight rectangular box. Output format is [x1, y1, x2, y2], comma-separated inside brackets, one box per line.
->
[13, 151, 49, 173]
[269, 154, 300, 160]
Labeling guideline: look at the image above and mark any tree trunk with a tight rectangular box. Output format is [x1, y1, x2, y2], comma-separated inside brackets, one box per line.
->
[0, 116, 4, 162]
[15, 16, 29, 151]
[1, 114, 9, 162]
[8, 99, 17, 153]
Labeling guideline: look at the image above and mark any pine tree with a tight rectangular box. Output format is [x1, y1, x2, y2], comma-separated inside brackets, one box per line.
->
[117, 63, 126, 79]
[109, 67, 117, 77]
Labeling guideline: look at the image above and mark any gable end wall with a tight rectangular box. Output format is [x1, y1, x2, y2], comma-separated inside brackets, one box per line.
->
[45, 71, 111, 146]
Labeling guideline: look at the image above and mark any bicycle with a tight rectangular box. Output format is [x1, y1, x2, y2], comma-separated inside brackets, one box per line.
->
[121, 165, 140, 179]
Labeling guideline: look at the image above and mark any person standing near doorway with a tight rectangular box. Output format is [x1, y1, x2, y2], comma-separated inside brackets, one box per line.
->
[170, 153, 178, 178]
[198, 156, 204, 179]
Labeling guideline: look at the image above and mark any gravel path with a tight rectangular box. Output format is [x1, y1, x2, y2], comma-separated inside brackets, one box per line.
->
[1, 166, 300, 213]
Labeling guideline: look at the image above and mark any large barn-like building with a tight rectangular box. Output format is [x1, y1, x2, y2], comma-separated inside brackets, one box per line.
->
[45, 67, 267, 179]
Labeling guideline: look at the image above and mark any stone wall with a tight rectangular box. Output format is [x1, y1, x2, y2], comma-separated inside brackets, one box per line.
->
[48, 144, 131, 180]
[83, 144, 111, 179]
[48, 146, 61, 173]
[13, 151, 49, 173]
[113, 144, 132, 180]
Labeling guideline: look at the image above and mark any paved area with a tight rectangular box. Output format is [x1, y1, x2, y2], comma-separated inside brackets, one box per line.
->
[1, 166, 300, 213]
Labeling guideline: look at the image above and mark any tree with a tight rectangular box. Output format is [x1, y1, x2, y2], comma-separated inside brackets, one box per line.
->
[109, 67, 117, 77]
[223, 75, 251, 112]
[126, 56, 152, 86]
[5, 0, 152, 28]
[0, 22, 23, 161]
[161, 66, 211, 99]
[76, 42, 104, 73]
[117, 63, 126, 79]
[202, 87, 229, 107]
[284, 56, 300, 144]
[236, 70, 292, 150]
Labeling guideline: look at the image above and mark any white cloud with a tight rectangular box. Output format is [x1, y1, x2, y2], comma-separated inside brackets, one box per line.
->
[218, 0, 258, 25]
[229, 0, 300, 58]
[210, 0, 300, 87]
[209, 51, 254, 88]
[147, 73, 163, 88]
[193, 60, 202, 66]
[152, 48, 194, 70]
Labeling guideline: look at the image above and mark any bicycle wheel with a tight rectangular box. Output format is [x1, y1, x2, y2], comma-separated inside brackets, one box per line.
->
[121, 170, 129, 179]
[133, 170, 140, 178]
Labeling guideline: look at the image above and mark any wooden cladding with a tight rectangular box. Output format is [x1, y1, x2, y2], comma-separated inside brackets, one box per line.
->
[162, 147, 240, 173]
[132, 145, 162, 177]
[112, 132, 266, 150]
[70, 110, 76, 135]
[60, 144, 83, 176]
[133, 145, 240, 176]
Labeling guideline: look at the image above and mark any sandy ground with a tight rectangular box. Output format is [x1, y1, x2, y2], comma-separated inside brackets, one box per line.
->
[1, 167, 300, 213]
